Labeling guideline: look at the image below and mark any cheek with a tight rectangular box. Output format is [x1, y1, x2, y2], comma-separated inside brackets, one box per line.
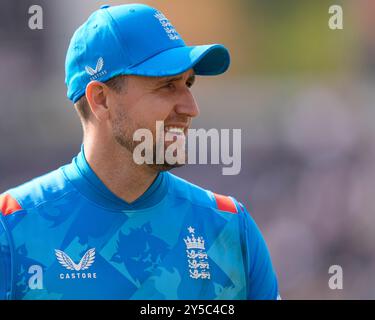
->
[111, 101, 127, 126]
[132, 96, 174, 127]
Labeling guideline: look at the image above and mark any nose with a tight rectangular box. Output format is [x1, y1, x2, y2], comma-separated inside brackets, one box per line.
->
[174, 88, 200, 118]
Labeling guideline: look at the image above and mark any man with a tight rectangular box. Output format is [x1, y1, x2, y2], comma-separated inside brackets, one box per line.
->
[0, 4, 279, 299]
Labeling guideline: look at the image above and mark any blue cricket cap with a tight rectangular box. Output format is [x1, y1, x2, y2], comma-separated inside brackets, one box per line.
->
[65, 3, 230, 103]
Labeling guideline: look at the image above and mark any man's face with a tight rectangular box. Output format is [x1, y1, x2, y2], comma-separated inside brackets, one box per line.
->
[108, 69, 199, 171]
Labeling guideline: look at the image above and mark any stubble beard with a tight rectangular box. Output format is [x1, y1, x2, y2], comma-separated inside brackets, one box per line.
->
[112, 111, 186, 172]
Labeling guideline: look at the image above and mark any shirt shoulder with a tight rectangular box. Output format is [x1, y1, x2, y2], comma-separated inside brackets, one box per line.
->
[0, 167, 75, 218]
[166, 172, 242, 215]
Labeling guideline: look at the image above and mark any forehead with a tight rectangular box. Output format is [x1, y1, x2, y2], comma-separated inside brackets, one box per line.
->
[130, 69, 195, 86]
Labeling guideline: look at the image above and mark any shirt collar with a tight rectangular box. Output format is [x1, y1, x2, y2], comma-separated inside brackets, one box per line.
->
[62, 144, 168, 211]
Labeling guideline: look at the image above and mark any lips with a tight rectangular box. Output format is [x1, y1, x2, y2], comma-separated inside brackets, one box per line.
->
[164, 126, 185, 135]
[164, 126, 187, 149]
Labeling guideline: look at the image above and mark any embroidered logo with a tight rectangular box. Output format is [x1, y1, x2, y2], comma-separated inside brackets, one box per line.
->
[154, 11, 180, 40]
[55, 248, 97, 280]
[55, 248, 95, 271]
[85, 57, 107, 80]
[184, 226, 211, 280]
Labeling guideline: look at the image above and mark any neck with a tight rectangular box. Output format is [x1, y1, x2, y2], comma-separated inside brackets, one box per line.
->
[83, 137, 158, 204]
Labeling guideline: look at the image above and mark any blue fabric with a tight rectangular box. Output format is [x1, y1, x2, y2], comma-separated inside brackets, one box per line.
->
[65, 3, 230, 103]
[0, 147, 278, 300]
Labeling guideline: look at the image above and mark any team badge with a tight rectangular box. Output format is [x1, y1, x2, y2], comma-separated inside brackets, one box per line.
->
[184, 226, 211, 280]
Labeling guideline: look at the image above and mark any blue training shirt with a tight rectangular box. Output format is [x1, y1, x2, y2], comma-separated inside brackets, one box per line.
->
[0, 146, 279, 300]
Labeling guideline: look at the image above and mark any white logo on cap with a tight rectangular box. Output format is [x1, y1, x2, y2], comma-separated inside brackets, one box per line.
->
[154, 11, 180, 41]
[85, 57, 107, 80]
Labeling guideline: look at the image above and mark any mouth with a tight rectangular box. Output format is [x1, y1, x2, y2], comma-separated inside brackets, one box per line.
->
[164, 126, 186, 136]
[163, 126, 187, 163]
[163, 126, 187, 149]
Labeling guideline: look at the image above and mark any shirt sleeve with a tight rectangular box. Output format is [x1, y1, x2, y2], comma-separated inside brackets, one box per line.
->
[236, 200, 280, 300]
[0, 215, 12, 300]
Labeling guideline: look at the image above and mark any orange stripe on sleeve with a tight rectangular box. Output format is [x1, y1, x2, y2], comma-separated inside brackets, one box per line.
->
[213, 193, 238, 214]
[0, 193, 22, 216]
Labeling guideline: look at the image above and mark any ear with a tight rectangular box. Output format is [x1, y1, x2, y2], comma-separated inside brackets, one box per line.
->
[85, 81, 110, 121]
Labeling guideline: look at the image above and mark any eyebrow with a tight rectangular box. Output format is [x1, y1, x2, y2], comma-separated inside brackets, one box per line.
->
[155, 73, 196, 86]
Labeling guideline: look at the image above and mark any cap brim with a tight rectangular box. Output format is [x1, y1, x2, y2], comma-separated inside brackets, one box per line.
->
[125, 44, 230, 77]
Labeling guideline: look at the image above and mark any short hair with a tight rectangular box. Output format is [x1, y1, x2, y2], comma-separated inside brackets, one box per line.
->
[74, 75, 128, 122]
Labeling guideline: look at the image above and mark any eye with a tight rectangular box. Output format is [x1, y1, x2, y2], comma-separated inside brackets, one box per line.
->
[186, 80, 194, 88]
[186, 76, 195, 88]
[163, 82, 175, 90]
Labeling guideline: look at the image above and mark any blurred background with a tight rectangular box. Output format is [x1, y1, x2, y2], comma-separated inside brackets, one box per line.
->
[1, 0, 375, 299]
